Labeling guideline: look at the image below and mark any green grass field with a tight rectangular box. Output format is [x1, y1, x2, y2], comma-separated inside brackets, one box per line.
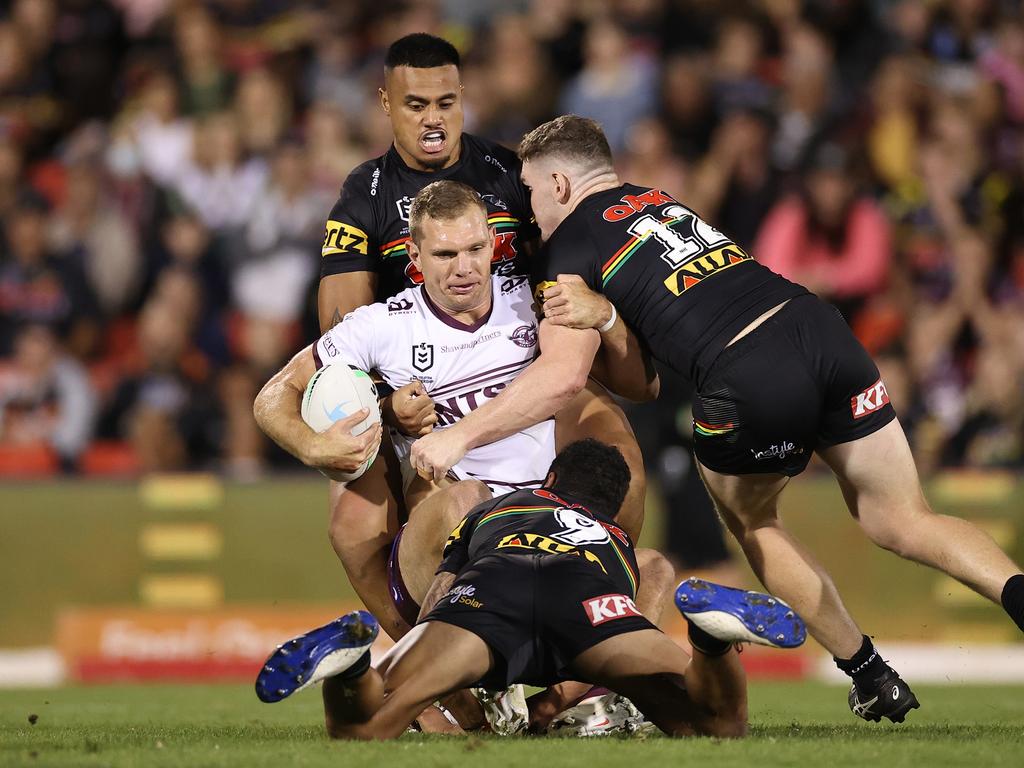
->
[3, 682, 1021, 768]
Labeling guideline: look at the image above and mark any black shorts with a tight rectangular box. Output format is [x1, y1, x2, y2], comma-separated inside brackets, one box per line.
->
[692, 295, 896, 476]
[423, 552, 656, 691]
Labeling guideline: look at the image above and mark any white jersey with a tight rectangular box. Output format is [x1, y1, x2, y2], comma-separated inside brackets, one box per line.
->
[313, 275, 554, 494]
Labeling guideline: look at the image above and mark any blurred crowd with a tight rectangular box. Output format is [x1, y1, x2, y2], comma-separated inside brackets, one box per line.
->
[1, 0, 1023, 478]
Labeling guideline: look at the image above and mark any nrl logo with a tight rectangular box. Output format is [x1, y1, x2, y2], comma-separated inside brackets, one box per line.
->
[411, 342, 434, 372]
[395, 196, 414, 222]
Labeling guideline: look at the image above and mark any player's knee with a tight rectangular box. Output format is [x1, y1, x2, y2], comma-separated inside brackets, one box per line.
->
[858, 500, 933, 558]
[448, 480, 490, 518]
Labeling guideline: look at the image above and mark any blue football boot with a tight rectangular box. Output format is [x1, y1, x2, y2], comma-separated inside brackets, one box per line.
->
[255, 610, 379, 703]
[675, 578, 807, 649]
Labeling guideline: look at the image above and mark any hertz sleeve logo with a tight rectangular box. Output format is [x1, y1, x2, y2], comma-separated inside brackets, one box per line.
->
[663, 245, 751, 296]
[322, 220, 369, 257]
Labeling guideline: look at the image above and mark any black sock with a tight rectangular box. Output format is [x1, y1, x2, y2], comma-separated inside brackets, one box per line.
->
[686, 621, 732, 657]
[1001, 574, 1024, 633]
[339, 650, 371, 681]
[834, 635, 889, 688]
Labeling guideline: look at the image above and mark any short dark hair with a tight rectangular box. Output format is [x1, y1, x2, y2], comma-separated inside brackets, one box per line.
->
[547, 439, 631, 520]
[408, 180, 487, 244]
[518, 115, 613, 172]
[385, 33, 460, 71]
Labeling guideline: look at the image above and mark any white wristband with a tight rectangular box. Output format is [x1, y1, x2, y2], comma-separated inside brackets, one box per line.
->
[597, 304, 617, 333]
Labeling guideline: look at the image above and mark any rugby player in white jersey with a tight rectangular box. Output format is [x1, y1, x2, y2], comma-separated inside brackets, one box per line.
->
[254, 180, 672, 733]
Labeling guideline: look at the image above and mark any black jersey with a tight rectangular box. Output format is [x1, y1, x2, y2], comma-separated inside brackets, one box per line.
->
[438, 488, 639, 599]
[320, 134, 538, 299]
[533, 184, 808, 385]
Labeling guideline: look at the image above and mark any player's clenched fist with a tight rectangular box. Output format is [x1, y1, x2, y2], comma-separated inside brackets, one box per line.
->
[382, 380, 437, 437]
[542, 274, 614, 330]
[305, 410, 382, 473]
[409, 427, 468, 483]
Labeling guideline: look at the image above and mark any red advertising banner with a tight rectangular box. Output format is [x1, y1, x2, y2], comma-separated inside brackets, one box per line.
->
[55, 604, 389, 682]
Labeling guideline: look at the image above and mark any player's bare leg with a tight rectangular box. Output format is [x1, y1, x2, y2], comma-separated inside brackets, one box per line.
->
[328, 434, 409, 641]
[556, 380, 646, 541]
[324, 621, 494, 740]
[398, 476, 491, 603]
[568, 629, 747, 737]
[820, 420, 1024, 613]
[695, 461, 865, 659]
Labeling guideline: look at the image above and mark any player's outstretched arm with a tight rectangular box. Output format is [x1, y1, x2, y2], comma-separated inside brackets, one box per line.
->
[543, 275, 659, 402]
[318, 271, 377, 332]
[253, 345, 381, 475]
[409, 321, 599, 482]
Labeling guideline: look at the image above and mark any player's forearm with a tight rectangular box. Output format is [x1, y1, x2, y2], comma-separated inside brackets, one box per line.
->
[418, 571, 457, 623]
[592, 316, 659, 402]
[253, 369, 316, 465]
[452, 346, 595, 451]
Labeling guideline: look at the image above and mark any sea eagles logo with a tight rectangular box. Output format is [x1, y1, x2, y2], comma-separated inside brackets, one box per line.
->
[412, 342, 434, 372]
[387, 298, 414, 313]
[510, 324, 537, 348]
[396, 196, 414, 222]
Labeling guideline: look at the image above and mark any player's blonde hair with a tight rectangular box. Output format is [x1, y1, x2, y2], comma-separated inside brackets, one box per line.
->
[409, 180, 487, 244]
[518, 115, 613, 173]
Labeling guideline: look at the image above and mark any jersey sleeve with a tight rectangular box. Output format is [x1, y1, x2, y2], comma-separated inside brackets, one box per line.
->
[531, 219, 603, 305]
[436, 502, 489, 575]
[311, 304, 379, 373]
[319, 168, 379, 279]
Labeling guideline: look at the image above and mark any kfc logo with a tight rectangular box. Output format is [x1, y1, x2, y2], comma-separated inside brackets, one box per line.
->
[851, 379, 890, 419]
[583, 594, 642, 626]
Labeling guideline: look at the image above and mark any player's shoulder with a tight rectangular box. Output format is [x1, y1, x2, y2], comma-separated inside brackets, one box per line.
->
[462, 134, 521, 176]
[327, 155, 385, 225]
[339, 154, 386, 197]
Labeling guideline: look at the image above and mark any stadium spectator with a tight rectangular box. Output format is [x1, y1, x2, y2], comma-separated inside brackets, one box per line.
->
[559, 17, 657, 152]
[173, 3, 234, 116]
[756, 142, 892, 323]
[0, 323, 96, 470]
[97, 294, 219, 472]
[0, 190, 100, 358]
[49, 161, 142, 317]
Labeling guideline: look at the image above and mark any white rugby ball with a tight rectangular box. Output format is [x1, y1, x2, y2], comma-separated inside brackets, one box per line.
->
[300, 363, 381, 482]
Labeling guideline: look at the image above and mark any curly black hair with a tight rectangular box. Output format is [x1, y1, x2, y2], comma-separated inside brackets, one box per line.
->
[547, 439, 631, 520]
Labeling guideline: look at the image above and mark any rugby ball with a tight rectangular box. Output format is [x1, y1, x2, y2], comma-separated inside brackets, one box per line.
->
[300, 363, 381, 482]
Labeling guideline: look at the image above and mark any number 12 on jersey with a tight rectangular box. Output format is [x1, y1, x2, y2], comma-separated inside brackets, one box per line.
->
[627, 206, 729, 270]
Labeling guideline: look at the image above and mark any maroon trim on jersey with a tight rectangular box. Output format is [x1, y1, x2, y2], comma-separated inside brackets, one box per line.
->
[312, 343, 323, 370]
[421, 285, 494, 333]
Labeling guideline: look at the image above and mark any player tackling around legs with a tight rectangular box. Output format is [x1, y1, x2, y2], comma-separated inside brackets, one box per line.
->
[256, 440, 807, 739]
